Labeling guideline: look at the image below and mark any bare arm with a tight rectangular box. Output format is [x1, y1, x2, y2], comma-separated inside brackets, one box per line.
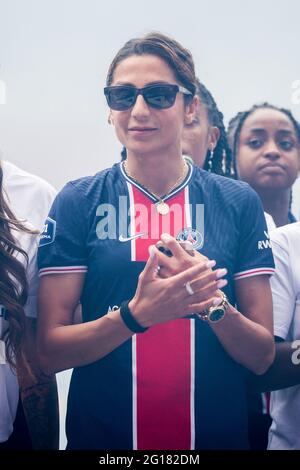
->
[248, 339, 300, 392]
[17, 318, 59, 450]
[37, 272, 133, 374]
[210, 275, 275, 375]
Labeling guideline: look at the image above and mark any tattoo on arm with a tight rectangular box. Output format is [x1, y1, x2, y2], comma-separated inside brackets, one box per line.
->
[20, 377, 59, 450]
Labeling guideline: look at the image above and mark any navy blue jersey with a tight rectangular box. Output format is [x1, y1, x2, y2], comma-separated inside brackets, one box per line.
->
[38, 162, 274, 450]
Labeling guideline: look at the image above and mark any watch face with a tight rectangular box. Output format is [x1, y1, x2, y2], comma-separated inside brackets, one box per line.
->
[209, 307, 225, 323]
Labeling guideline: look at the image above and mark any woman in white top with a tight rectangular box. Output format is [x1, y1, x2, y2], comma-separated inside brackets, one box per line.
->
[0, 160, 57, 449]
[253, 222, 300, 449]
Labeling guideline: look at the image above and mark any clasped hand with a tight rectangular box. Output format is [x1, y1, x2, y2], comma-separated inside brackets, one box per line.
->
[128, 234, 227, 328]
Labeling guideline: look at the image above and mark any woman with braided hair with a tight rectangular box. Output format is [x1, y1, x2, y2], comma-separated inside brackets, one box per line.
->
[0, 159, 58, 449]
[227, 103, 300, 449]
[182, 79, 234, 177]
[227, 103, 300, 227]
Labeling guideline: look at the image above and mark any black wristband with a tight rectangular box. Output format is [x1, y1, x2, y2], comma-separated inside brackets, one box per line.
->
[119, 300, 148, 333]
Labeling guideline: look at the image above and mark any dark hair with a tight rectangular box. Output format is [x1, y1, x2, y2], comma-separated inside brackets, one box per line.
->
[106, 31, 196, 102]
[196, 79, 233, 177]
[121, 147, 127, 162]
[227, 102, 300, 177]
[0, 162, 35, 371]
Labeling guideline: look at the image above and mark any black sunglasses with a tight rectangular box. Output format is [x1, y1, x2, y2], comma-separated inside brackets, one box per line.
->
[104, 83, 192, 111]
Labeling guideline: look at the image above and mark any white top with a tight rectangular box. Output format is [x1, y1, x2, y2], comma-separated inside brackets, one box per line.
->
[264, 212, 276, 232]
[0, 161, 56, 442]
[268, 222, 300, 450]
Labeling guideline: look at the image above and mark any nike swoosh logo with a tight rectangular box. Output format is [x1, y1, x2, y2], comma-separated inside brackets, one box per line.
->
[119, 232, 147, 242]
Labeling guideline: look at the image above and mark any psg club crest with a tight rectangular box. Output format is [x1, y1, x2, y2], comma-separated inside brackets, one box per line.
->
[176, 228, 204, 250]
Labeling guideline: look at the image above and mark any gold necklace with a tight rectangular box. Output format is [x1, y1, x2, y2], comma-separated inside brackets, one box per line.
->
[123, 160, 188, 215]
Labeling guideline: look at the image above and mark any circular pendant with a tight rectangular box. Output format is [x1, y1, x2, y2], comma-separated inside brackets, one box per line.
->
[156, 201, 169, 215]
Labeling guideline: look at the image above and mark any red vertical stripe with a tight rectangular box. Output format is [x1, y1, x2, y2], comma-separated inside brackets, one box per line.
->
[136, 321, 191, 450]
[131, 186, 192, 450]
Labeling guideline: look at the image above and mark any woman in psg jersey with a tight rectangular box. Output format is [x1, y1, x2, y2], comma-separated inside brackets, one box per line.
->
[37, 32, 275, 450]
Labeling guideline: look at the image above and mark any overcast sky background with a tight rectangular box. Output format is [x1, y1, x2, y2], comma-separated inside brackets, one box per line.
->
[1, 0, 300, 448]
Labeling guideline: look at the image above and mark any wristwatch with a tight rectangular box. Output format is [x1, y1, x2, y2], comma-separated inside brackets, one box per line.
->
[198, 291, 229, 323]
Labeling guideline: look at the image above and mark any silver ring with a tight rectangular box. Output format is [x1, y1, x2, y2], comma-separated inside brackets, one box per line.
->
[185, 281, 194, 295]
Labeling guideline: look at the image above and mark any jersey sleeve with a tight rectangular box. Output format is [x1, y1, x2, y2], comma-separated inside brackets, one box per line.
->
[38, 182, 88, 276]
[269, 234, 296, 340]
[234, 186, 275, 280]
